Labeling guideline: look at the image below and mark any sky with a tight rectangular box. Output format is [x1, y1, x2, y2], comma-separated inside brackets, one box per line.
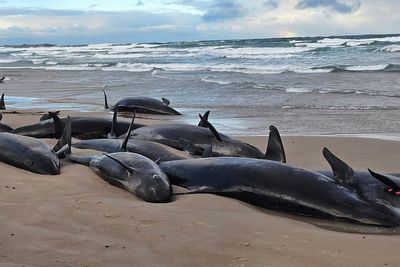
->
[0, 0, 399, 44]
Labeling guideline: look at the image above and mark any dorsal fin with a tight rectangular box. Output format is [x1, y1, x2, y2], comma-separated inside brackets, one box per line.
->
[265, 125, 286, 163]
[118, 110, 136, 152]
[198, 110, 210, 127]
[322, 147, 358, 188]
[0, 93, 5, 110]
[198, 114, 222, 142]
[108, 104, 118, 139]
[103, 90, 109, 109]
[0, 76, 4, 82]
[104, 153, 136, 174]
[162, 97, 170, 106]
[53, 116, 71, 157]
[48, 111, 65, 138]
[368, 169, 400, 193]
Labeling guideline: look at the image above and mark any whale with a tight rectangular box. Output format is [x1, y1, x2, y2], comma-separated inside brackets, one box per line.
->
[0, 116, 71, 175]
[103, 90, 181, 115]
[66, 117, 172, 202]
[317, 148, 400, 209]
[0, 113, 13, 132]
[39, 111, 60, 121]
[130, 115, 283, 160]
[0, 122, 13, 132]
[67, 152, 172, 202]
[159, 153, 400, 227]
[251, 124, 400, 211]
[11, 112, 144, 139]
[73, 139, 193, 162]
[72, 112, 193, 162]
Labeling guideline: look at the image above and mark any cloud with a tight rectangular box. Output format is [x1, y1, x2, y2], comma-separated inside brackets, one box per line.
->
[263, 0, 279, 10]
[296, 0, 361, 13]
[136, 1, 144, 6]
[0, 7, 85, 16]
[0, 8, 202, 44]
[0, 0, 399, 44]
[201, 0, 247, 22]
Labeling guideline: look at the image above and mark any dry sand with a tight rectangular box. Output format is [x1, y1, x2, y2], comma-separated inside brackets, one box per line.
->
[1, 111, 400, 267]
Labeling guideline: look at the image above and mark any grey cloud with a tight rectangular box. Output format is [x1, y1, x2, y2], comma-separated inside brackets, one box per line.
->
[296, 0, 361, 13]
[0, 8, 85, 16]
[136, 1, 144, 6]
[201, 0, 247, 22]
[263, 0, 279, 10]
[0, 8, 202, 44]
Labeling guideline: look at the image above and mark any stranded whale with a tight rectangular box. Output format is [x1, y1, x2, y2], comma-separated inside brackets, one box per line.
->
[0, 116, 71, 175]
[11, 112, 144, 139]
[160, 153, 400, 227]
[66, 117, 172, 202]
[103, 90, 181, 115]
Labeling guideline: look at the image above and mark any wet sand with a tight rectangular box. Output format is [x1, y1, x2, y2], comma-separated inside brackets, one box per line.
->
[1, 111, 400, 266]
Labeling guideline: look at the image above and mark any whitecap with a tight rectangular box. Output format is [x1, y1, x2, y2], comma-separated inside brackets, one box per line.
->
[201, 77, 232, 85]
[345, 64, 388, 71]
[285, 87, 312, 93]
[379, 45, 400, 53]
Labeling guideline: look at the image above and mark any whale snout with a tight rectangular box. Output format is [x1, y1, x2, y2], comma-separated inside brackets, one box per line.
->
[147, 174, 171, 203]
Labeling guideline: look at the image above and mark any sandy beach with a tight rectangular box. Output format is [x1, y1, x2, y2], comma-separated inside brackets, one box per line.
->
[1, 111, 400, 266]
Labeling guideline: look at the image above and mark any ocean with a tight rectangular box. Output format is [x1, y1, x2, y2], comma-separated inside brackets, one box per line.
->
[0, 33, 400, 136]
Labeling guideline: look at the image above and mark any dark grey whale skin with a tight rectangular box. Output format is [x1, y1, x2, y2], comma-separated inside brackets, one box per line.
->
[319, 170, 400, 209]
[11, 117, 144, 139]
[72, 139, 193, 162]
[72, 138, 192, 162]
[0, 123, 12, 132]
[111, 97, 181, 115]
[160, 157, 400, 227]
[0, 132, 60, 174]
[130, 124, 265, 159]
[67, 152, 172, 203]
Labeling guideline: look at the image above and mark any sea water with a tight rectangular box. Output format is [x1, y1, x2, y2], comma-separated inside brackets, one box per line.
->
[0, 34, 399, 135]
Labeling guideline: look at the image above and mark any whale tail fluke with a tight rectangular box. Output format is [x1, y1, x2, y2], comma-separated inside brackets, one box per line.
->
[198, 110, 210, 127]
[198, 113, 222, 141]
[40, 110, 60, 121]
[265, 125, 286, 163]
[48, 111, 65, 138]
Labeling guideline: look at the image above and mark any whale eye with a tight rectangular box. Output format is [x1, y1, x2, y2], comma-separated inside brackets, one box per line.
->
[386, 188, 400, 196]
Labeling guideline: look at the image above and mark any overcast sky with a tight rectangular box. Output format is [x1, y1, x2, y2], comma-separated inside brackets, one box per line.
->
[0, 0, 399, 44]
